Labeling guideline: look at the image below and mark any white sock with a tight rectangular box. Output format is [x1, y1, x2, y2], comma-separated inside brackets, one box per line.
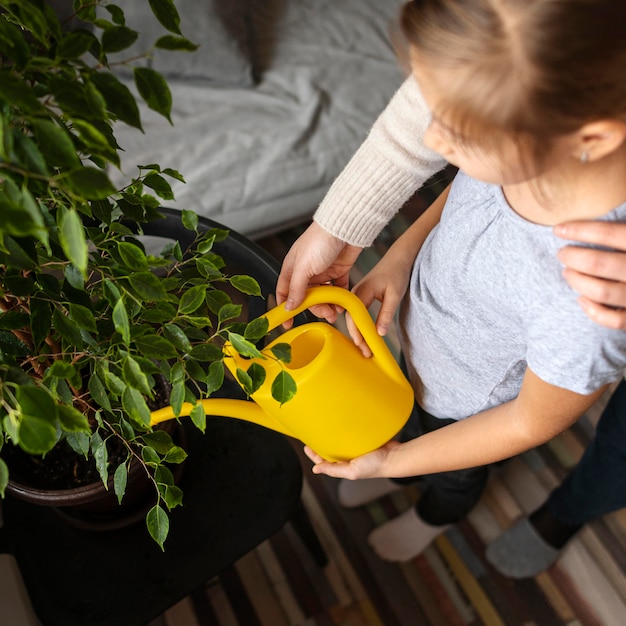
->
[368, 508, 449, 562]
[337, 477, 402, 508]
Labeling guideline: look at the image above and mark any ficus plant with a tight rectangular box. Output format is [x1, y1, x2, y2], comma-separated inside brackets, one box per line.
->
[0, 0, 296, 549]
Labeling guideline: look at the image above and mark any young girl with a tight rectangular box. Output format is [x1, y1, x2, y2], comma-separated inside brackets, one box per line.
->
[305, 0, 626, 563]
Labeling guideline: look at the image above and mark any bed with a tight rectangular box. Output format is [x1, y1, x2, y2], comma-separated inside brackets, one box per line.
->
[111, 0, 407, 238]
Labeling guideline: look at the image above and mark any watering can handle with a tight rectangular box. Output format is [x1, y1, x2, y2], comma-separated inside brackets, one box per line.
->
[263, 286, 401, 375]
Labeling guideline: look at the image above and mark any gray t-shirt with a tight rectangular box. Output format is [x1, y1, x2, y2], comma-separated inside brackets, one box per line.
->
[399, 171, 626, 420]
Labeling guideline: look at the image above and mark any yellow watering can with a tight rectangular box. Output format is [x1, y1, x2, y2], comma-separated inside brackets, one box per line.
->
[150, 286, 414, 461]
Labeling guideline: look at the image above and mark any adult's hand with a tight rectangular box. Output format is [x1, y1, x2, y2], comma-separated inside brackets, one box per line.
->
[276, 221, 362, 325]
[555, 221, 626, 329]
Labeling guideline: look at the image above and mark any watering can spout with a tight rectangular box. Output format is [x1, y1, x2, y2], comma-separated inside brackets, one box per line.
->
[150, 398, 296, 437]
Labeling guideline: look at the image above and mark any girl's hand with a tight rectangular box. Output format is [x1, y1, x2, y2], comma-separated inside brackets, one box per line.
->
[555, 221, 626, 329]
[345, 255, 412, 356]
[303, 440, 400, 479]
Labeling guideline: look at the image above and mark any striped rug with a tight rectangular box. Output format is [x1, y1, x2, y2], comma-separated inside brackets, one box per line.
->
[150, 176, 626, 626]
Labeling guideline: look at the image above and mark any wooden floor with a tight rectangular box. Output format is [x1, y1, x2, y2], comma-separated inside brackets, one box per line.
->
[151, 184, 626, 625]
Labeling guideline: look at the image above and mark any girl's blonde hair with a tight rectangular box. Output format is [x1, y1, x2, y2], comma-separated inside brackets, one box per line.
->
[400, 0, 626, 149]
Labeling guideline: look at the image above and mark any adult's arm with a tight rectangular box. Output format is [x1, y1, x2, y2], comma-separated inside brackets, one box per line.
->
[276, 77, 446, 314]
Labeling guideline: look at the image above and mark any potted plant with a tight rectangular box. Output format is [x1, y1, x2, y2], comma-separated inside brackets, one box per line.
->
[0, 0, 294, 549]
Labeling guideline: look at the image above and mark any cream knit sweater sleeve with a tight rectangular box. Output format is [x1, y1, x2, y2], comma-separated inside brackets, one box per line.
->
[314, 76, 446, 247]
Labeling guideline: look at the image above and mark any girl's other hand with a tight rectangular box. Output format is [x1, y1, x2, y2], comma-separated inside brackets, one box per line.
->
[345, 258, 410, 356]
[555, 221, 626, 329]
[303, 440, 400, 479]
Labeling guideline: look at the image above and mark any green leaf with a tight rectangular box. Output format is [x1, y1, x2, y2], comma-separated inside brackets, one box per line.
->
[205, 289, 231, 314]
[66, 431, 90, 458]
[147, 504, 170, 550]
[0, 184, 48, 244]
[104, 279, 122, 306]
[113, 299, 131, 345]
[188, 343, 223, 362]
[235, 367, 253, 396]
[162, 168, 185, 184]
[101, 25, 139, 53]
[142, 446, 160, 465]
[134, 67, 172, 123]
[155, 35, 198, 51]
[244, 316, 269, 342]
[178, 284, 206, 315]
[189, 402, 206, 432]
[122, 386, 152, 426]
[270, 343, 292, 364]
[104, 3, 125, 24]
[218, 303, 242, 324]
[246, 362, 266, 395]
[0, 310, 30, 330]
[205, 361, 224, 395]
[31, 118, 80, 169]
[227, 332, 264, 359]
[134, 334, 177, 359]
[71, 119, 114, 155]
[0, 73, 44, 113]
[63, 167, 117, 200]
[46, 360, 80, 388]
[57, 29, 97, 59]
[160, 484, 183, 510]
[91, 72, 142, 130]
[141, 306, 178, 325]
[104, 370, 126, 396]
[143, 173, 174, 200]
[59, 209, 88, 275]
[230, 275, 261, 296]
[142, 430, 174, 454]
[69, 303, 97, 333]
[117, 241, 148, 270]
[0, 458, 8, 498]
[163, 324, 192, 353]
[4, 1, 53, 45]
[169, 379, 185, 416]
[181, 209, 198, 231]
[12, 132, 48, 176]
[113, 462, 128, 505]
[27, 299, 51, 350]
[149, 0, 182, 34]
[88, 373, 112, 411]
[123, 356, 152, 395]
[52, 308, 84, 347]
[164, 446, 187, 464]
[57, 403, 90, 433]
[17, 414, 58, 455]
[64, 264, 85, 290]
[0, 17, 30, 69]
[127, 272, 168, 301]
[91, 432, 109, 488]
[271, 371, 297, 406]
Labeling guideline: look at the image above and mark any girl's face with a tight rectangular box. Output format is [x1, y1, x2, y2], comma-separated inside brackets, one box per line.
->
[411, 59, 573, 186]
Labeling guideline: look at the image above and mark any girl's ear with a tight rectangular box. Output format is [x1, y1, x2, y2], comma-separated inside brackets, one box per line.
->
[575, 120, 626, 162]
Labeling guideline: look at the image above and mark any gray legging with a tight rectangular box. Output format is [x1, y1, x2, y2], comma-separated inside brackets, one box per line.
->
[392, 403, 490, 526]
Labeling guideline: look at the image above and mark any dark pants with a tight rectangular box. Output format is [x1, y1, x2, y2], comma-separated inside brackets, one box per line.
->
[395, 378, 626, 530]
[546, 378, 626, 527]
[393, 402, 490, 526]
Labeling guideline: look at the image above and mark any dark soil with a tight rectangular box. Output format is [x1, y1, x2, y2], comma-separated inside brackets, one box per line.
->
[1, 437, 127, 490]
